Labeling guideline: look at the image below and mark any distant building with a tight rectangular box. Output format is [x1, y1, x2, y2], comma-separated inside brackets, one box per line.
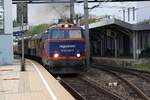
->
[90, 18, 150, 59]
[0, 0, 13, 65]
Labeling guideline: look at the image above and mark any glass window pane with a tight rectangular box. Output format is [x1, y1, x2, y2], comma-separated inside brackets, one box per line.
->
[69, 30, 82, 38]
[51, 30, 65, 39]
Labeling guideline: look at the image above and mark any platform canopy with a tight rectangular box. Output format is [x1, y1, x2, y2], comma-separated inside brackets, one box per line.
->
[12, 0, 150, 4]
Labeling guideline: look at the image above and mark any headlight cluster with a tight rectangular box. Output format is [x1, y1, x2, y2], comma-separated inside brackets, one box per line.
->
[76, 53, 81, 58]
[53, 53, 81, 58]
[53, 53, 59, 58]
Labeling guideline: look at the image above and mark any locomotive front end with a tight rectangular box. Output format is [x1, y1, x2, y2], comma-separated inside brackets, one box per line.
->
[47, 24, 86, 73]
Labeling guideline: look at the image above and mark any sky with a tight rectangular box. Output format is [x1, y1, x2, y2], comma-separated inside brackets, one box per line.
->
[136, 1, 150, 22]
[12, 3, 70, 25]
[75, 2, 137, 23]
[12, 1, 150, 25]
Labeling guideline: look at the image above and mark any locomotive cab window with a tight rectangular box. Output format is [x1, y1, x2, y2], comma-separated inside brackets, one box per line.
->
[51, 30, 65, 39]
[69, 30, 82, 39]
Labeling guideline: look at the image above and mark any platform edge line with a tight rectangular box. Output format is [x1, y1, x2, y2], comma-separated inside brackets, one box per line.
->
[30, 61, 57, 100]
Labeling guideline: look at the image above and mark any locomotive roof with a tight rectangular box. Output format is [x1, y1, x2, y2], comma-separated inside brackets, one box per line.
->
[48, 23, 82, 29]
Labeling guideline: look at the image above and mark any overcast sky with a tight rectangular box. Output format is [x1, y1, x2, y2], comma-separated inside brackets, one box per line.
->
[12, 3, 70, 25]
[12, 1, 150, 25]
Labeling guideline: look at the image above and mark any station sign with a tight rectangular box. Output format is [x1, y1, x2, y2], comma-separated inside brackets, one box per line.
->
[13, 31, 23, 36]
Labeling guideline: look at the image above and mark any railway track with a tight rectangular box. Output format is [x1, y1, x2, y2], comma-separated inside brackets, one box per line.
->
[93, 64, 150, 80]
[92, 65, 150, 100]
[59, 76, 125, 100]
[94, 64, 150, 82]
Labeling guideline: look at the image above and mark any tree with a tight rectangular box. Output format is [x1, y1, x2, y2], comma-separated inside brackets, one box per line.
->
[26, 24, 49, 36]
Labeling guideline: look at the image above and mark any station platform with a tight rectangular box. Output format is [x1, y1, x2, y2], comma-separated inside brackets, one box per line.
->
[92, 57, 150, 67]
[0, 59, 74, 100]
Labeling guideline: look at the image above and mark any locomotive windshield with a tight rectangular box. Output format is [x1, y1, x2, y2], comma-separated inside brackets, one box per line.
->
[69, 30, 82, 39]
[50, 29, 82, 39]
[51, 30, 65, 38]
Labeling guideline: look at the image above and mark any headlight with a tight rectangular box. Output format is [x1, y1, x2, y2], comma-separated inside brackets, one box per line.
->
[76, 53, 81, 57]
[53, 53, 59, 58]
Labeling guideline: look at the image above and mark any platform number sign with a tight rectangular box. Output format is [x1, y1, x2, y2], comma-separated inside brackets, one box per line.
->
[17, 2, 28, 24]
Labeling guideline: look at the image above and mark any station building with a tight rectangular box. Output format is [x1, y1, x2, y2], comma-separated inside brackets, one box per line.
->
[0, 0, 13, 65]
[90, 18, 150, 67]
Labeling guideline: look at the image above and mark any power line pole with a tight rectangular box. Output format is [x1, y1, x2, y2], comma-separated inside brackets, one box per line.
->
[70, 0, 75, 23]
[21, 14, 25, 71]
[20, 2, 27, 71]
[84, 0, 90, 69]
[123, 9, 125, 21]
[121, 7, 136, 22]
[21, 16, 25, 71]
[128, 8, 130, 21]
[132, 7, 135, 21]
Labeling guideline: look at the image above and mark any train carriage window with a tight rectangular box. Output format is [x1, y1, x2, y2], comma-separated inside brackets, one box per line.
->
[51, 30, 65, 39]
[69, 30, 82, 38]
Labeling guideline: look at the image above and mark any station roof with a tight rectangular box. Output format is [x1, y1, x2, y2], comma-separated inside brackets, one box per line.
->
[89, 18, 150, 31]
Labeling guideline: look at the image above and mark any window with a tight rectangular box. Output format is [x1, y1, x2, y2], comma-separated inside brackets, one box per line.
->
[69, 30, 82, 39]
[0, 0, 4, 33]
[51, 30, 65, 39]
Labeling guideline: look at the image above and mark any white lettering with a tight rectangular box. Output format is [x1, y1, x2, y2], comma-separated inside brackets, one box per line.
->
[59, 45, 76, 49]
